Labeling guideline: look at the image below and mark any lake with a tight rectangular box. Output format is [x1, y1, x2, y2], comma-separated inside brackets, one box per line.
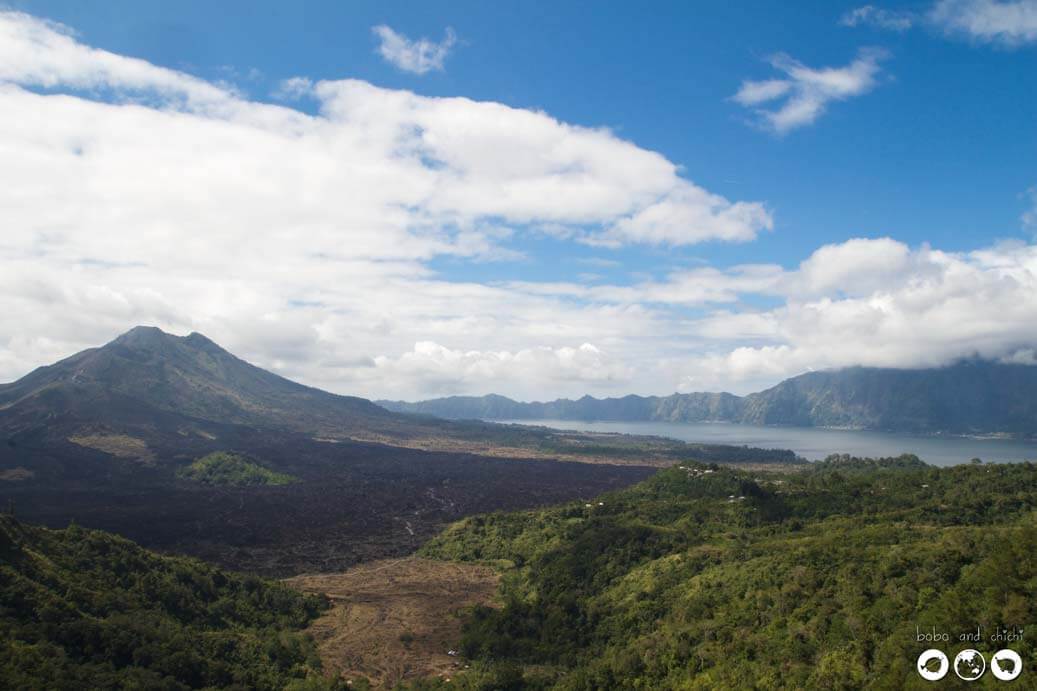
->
[501, 419, 1037, 467]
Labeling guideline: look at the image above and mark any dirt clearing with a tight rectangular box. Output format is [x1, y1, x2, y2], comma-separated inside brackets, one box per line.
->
[285, 557, 499, 688]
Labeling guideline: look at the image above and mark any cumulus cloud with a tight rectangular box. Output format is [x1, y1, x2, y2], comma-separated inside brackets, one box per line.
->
[372, 24, 457, 74]
[2, 10, 1034, 402]
[930, 0, 1037, 45]
[272, 76, 313, 101]
[733, 49, 888, 134]
[366, 342, 633, 399]
[0, 11, 233, 106]
[840, 5, 916, 30]
[516, 238, 1037, 394]
[679, 239, 1037, 390]
[0, 10, 774, 399]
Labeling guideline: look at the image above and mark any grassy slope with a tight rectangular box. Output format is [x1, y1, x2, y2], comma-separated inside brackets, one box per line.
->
[417, 456, 1037, 689]
[0, 515, 342, 690]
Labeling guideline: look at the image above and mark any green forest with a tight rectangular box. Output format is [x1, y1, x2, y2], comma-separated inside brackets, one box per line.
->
[413, 455, 1037, 689]
[4, 454, 1036, 689]
[176, 451, 298, 487]
[0, 515, 342, 690]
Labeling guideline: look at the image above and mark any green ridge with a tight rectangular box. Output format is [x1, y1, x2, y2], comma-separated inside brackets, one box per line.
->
[414, 456, 1037, 689]
[0, 515, 342, 690]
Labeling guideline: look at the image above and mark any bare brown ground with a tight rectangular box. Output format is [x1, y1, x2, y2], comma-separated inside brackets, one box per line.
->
[346, 433, 671, 467]
[68, 433, 154, 463]
[346, 434, 806, 472]
[285, 557, 500, 688]
[0, 467, 34, 482]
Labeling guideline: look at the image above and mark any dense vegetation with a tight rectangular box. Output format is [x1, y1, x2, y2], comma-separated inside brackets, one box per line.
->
[176, 451, 297, 486]
[0, 515, 342, 690]
[416, 455, 1037, 689]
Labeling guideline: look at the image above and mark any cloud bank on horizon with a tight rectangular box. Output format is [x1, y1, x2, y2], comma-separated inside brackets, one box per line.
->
[0, 9, 1035, 401]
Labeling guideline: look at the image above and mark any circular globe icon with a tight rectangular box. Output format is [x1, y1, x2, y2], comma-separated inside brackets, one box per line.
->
[991, 649, 1022, 681]
[917, 649, 949, 681]
[954, 649, 985, 681]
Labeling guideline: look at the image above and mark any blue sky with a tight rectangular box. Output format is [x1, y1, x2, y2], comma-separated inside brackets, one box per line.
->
[12, 0, 1036, 269]
[1, 1, 1036, 399]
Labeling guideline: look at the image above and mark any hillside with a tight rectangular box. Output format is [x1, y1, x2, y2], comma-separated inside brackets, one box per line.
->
[0, 514, 339, 690]
[380, 360, 1037, 437]
[0, 325, 414, 442]
[0, 326, 791, 467]
[1, 327, 701, 576]
[416, 457, 1037, 688]
[739, 362, 1037, 435]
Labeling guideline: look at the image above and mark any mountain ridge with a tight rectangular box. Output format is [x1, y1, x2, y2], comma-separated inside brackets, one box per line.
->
[0, 326, 682, 576]
[0, 326, 802, 468]
[378, 359, 1037, 438]
[0, 325, 420, 442]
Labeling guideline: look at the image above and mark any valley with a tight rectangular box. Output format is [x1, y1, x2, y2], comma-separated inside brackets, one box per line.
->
[0, 327, 800, 576]
[2, 328, 1036, 689]
[5, 5, 1035, 687]
[1, 428, 654, 576]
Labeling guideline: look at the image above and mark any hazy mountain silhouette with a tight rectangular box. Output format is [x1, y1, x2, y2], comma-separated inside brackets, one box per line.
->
[380, 360, 1037, 437]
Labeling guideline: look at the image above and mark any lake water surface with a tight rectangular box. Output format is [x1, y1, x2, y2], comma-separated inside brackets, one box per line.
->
[502, 419, 1037, 467]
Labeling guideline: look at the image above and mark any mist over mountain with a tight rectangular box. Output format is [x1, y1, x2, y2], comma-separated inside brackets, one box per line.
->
[379, 360, 1037, 438]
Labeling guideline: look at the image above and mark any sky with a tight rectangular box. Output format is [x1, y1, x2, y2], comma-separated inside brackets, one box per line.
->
[0, 1, 1035, 401]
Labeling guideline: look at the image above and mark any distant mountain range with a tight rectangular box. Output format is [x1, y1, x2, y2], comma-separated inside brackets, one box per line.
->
[379, 360, 1037, 438]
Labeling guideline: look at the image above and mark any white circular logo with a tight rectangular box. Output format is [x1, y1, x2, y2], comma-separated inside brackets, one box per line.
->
[954, 649, 986, 681]
[990, 649, 1022, 681]
[917, 649, 949, 681]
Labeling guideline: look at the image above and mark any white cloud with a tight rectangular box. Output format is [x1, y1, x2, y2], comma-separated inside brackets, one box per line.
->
[0, 11, 233, 106]
[793, 237, 913, 295]
[0, 10, 773, 400]
[733, 49, 888, 134]
[2, 11, 1034, 402]
[372, 24, 457, 74]
[598, 186, 773, 247]
[930, 0, 1037, 45]
[678, 239, 1037, 390]
[841, 1, 1037, 46]
[840, 5, 916, 31]
[367, 342, 633, 398]
[512, 237, 1037, 394]
[272, 76, 313, 101]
